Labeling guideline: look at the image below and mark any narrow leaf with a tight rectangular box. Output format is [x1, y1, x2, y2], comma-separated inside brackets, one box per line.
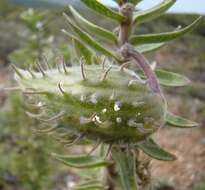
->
[133, 0, 176, 24]
[166, 112, 198, 128]
[155, 69, 190, 87]
[135, 43, 164, 54]
[137, 138, 177, 161]
[130, 16, 202, 45]
[69, 5, 117, 44]
[63, 13, 121, 61]
[112, 148, 138, 190]
[72, 37, 93, 65]
[139, 69, 190, 87]
[81, 0, 126, 22]
[74, 181, 105, 190]
[52, 153, 111, 169]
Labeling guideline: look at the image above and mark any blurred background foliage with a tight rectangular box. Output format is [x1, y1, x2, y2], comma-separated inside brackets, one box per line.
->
[0, 0, 205, 190]
[8, 8, 72, 68]
[0, 92, 67, 190]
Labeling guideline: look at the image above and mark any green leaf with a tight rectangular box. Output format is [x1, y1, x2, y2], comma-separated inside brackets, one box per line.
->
[155, 69, 190, 87]
[137, 138, 177, 161]
[166, 112, 198, 128]
[112, 148, 138, 190]
[133, 0, 176, 24]
[72, 37, 93, 65]
[135, 43, 164, 54]
[63, 13, 121, 61]
[69, 5, 117, 44]
[81, 0, 126, 22]
[52, 153, 111, 169]
[138, 69, 190, 87]
[130, 16, 202, 45]
[74, 181, 105, 190]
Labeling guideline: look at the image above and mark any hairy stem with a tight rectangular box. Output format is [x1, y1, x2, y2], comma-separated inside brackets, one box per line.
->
[123, 44, 161, 93]
[118, 3, 134, 47]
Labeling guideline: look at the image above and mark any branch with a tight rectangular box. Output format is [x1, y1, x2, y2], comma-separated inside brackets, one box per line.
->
[120, 43, 161, 94]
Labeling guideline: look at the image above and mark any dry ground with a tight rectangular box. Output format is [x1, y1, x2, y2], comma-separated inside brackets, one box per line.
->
[151, 94, 205, 190]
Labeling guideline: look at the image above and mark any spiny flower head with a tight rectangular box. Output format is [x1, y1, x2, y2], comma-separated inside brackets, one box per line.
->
[14, 62, 166, 144]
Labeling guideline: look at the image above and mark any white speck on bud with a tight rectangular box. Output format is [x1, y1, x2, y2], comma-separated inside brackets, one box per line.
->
[36, 21, 43, 29]
[102, 108, 107, 113]
[128, 79, 145, 86]
[37, 102, 43, 107]
[176, 25, 182, 31]
[116, 117, 122, 123]
[114, 101, 121, 112]
[128, 80, 136, 86]
[80, 94, 86, 102]
[67, 181, 76, 188]
[90, 94, 98, 104]
[92, 115, 102, 123]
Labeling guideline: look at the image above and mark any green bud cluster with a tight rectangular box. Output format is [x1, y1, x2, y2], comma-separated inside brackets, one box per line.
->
[15, 63, 166, 143]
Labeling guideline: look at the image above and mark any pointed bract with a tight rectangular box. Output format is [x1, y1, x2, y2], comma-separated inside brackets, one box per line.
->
[69, 5, 117, 44]
[81, 0, 126, 22]
[133, 0, 176, 24]
[166, 112, 198, 128]
[63, 13, 121, 61]
[130, 17, 202, 45]
[137, 138, 177, 161]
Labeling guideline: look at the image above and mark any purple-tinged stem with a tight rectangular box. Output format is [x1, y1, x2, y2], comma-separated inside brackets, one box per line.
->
[121, 44, 161, 94]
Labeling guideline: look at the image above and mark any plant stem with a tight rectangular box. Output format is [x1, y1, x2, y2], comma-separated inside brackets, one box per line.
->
[118, 3, 134, 47]
[105, 2, 158, 189]
[121, 43, 161, 94]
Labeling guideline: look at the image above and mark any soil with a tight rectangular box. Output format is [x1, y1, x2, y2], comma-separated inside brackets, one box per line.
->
[152, 126, 205, 190]
[151, 93, 205, 190]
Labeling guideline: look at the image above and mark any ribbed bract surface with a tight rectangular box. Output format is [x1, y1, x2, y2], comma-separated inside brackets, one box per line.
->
[15, 64, 166, 143]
